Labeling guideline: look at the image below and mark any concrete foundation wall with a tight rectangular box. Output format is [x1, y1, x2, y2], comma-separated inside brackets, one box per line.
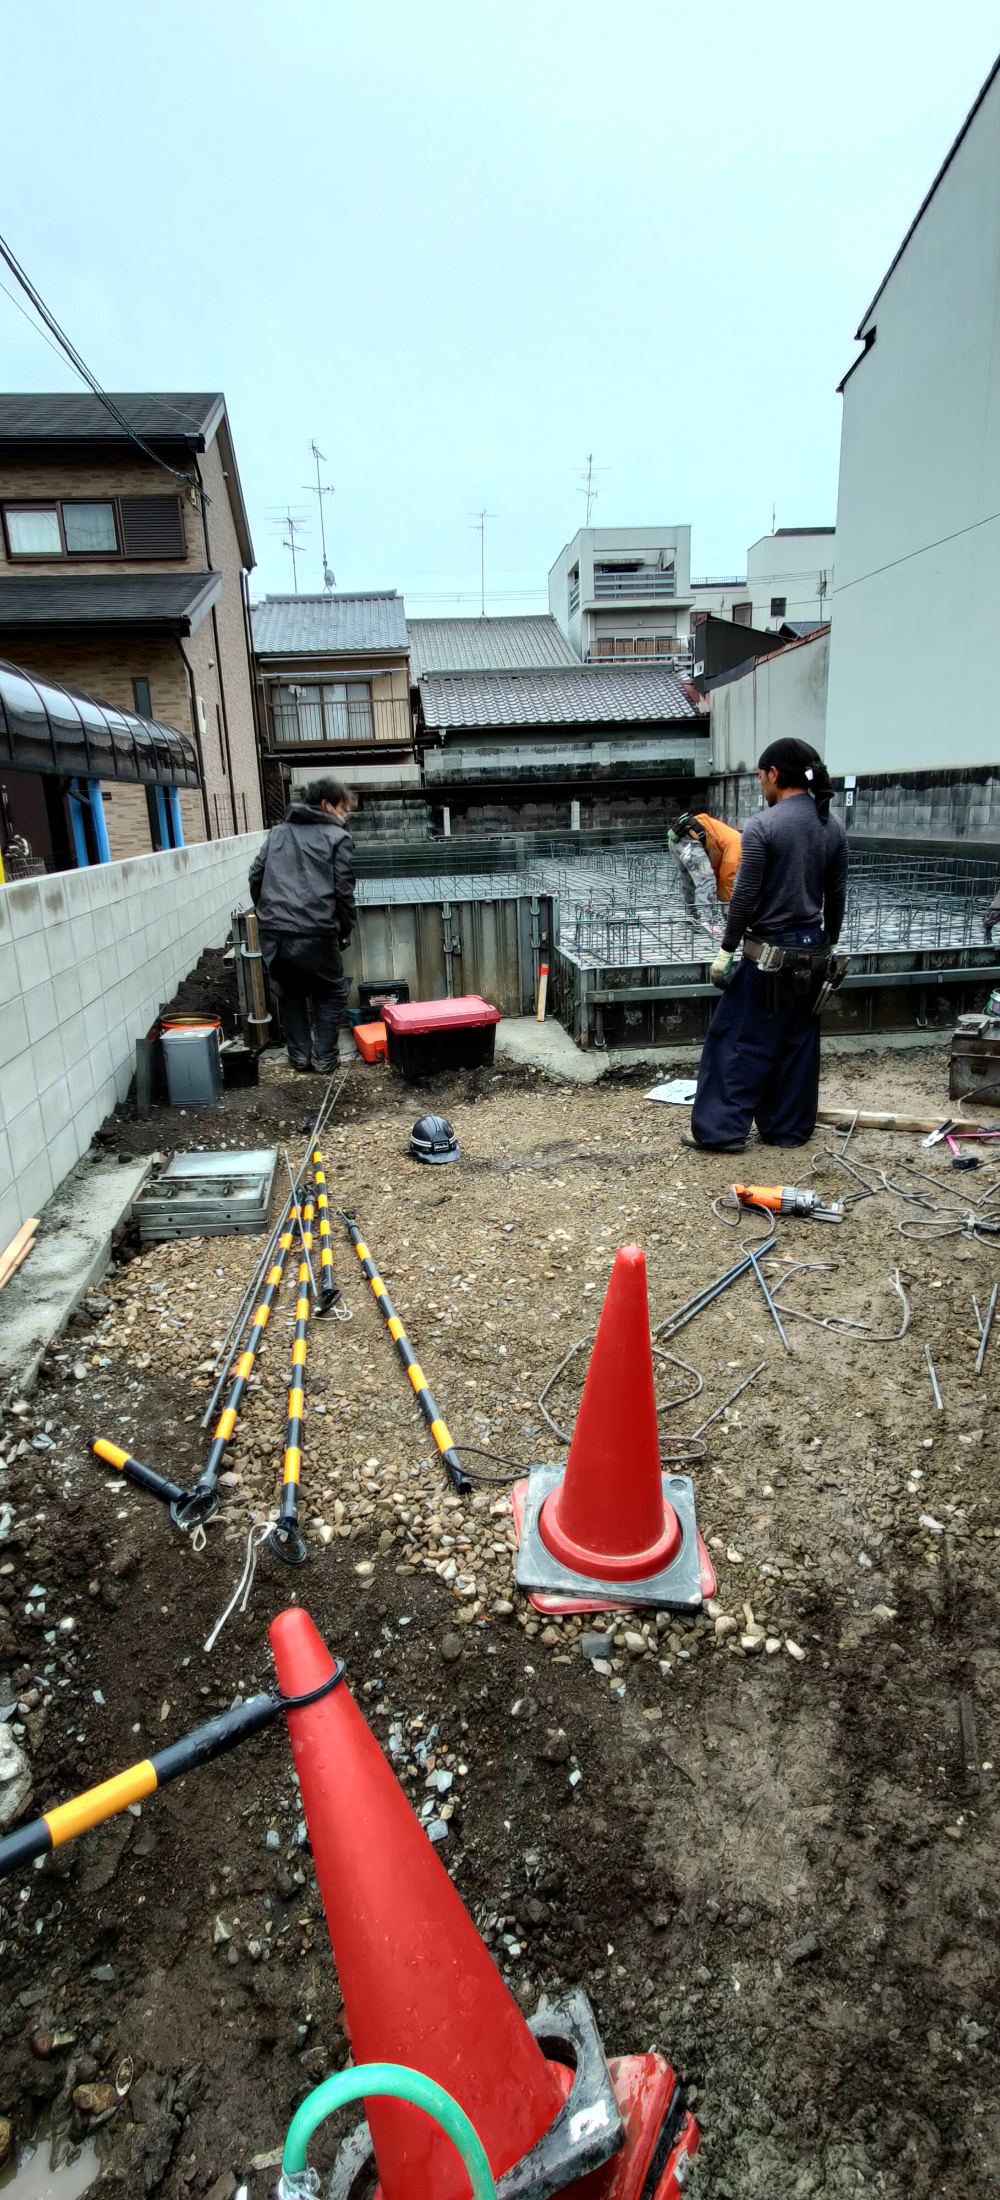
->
[0, 832, 263, 1249]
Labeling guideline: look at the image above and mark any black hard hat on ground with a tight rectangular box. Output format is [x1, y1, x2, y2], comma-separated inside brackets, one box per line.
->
[409, 1114, 460, 1164]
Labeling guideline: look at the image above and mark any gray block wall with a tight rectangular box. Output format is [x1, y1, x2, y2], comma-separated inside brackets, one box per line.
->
[0, 833, 263, 1252]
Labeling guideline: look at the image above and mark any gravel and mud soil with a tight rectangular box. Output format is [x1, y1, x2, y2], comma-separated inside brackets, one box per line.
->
[2, 995, 999, 2198]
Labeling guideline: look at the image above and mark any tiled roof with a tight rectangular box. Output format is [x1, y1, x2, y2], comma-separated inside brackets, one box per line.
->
[406, 615, 578, 680]
[0, 393, 224, 447]
[0, 571, 221, 634]
[419, 664, 699, 731]
[252, 593, 408, 655]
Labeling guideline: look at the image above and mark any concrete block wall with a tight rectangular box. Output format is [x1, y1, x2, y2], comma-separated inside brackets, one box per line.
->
[0, 833, 263, 1250]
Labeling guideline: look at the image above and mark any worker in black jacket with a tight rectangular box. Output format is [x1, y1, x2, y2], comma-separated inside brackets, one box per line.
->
[248, 776, 357, 1073]
[686, 738, 848, 1152]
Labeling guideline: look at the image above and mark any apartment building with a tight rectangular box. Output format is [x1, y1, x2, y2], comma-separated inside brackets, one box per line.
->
[0, 392, 262, 868]
[548, 526, 694, 669]
[690, 528, 835, 633]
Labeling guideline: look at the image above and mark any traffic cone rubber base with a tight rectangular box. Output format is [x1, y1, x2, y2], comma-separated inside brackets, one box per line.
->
[514, 1466, 704, 1612]
[510, 1479, 717, 1613]
[324, 1998, 699, 2200]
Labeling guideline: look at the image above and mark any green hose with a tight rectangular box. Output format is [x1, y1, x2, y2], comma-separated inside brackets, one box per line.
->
[279, 2059, 498, 2200]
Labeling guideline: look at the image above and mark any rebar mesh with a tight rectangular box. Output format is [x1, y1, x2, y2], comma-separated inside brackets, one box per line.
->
[356, 842, 1000, 971]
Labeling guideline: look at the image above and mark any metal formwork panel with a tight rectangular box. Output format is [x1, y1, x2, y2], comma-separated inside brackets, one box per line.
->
[344, 894, 539, 1015]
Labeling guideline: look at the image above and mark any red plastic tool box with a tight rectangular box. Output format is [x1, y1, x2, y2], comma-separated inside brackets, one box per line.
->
[382, 994, 501, 1079]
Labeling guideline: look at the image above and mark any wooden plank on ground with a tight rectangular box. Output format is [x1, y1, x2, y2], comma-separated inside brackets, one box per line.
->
[0, 1219, 39, 1293]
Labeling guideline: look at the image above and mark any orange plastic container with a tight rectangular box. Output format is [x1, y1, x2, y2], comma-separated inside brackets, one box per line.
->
[353, 1021, 388, 1063]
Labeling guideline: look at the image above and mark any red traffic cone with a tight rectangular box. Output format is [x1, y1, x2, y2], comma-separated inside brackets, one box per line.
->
[514, 1247, 704, 1612]
[541, 1247, 680, 1578]
[270, 1608, 568, 2200]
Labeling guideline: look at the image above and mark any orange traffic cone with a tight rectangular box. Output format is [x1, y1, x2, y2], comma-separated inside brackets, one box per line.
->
[513, 1247, 705, 1612]
[271, 1607, 699, 2200]
[273, 1610, 573, 2200]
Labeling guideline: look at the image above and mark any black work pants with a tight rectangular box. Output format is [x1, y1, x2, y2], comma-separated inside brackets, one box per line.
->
[691, 927, 827, 1149]
[260, 931, 350, 1070]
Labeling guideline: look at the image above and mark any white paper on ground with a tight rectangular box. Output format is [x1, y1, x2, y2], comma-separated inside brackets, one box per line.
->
[645, 1080, 697, 1105]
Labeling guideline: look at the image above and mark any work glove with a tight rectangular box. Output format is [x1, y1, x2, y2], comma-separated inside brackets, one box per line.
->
[710, 948, 735, 990]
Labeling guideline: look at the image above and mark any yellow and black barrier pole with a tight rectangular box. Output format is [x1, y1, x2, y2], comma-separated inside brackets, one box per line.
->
[311, 1147, 339, 1309]
[0, 1661, 345, 1883]
[90, 1206, 299, 1532]
[0, 1692, 279, 1881]
[341, 1215, 470, 1494]
[267, 1195, 314, 1566]
[89, 1441, 188, 1510]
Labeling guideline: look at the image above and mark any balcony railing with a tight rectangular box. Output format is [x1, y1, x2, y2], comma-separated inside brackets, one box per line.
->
[586, 643, 693, 673]
[270, 695, 413, 749]
[592, 569, 676, 600]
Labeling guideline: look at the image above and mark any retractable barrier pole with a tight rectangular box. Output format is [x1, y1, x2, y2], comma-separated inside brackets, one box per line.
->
[342, 1215, 470, 1494]
[268, 1194, 315, 1565]
[311, 1147, 339, 1308]
[90, 1207, 299, 1530]
[0, 1694, 280, 1880]
[0, 1660, 345, 1883]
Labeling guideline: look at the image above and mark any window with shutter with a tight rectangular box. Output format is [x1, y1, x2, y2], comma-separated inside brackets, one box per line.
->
[118, 496, 186, 558]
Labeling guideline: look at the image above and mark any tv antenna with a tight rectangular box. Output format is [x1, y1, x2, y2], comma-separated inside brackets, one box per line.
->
[269, 507, 308, 593]
[304, 441, 336, 590]
[470, 508, 496, 617]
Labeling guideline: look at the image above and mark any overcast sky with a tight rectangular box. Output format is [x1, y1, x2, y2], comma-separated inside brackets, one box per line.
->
[1, 2, 998, 612]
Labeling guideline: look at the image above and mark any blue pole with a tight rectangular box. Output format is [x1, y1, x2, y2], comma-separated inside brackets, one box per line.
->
[87, 779, 112, 865]
[153, 786, 169, 850]
[68, 780, 90, 868]
[166, 785, 185, 847]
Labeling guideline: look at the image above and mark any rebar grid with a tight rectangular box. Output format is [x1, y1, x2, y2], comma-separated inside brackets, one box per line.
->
[355, 843, 1000, 971]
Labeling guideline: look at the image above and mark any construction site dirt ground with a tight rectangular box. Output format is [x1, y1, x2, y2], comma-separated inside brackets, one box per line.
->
[2, 1032, 999, 2200]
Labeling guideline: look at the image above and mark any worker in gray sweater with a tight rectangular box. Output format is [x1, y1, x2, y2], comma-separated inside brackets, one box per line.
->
[248, 776, 357, 1073]
[687, 738, 848, 1151]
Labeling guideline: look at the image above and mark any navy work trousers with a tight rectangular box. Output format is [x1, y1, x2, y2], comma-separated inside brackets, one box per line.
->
[691, 943, 825, 1149]
[260, 931, 350, 1072]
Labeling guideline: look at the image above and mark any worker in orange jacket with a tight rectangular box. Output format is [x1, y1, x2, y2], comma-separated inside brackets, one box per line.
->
[669, 811, 742, 908]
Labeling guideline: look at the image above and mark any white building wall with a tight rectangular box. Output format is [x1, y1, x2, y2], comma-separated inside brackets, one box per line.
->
[709, 631, 830, 775]
[826, 61, 1000, 775]
[745, 531, 835, 631]
[0, 834, 264, 1248]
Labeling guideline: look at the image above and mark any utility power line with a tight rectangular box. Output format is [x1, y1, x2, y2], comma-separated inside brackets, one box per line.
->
[0, 226, 206, 494]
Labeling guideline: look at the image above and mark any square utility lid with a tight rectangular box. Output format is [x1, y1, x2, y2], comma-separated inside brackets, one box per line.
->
[159, 1149, 278, 1180]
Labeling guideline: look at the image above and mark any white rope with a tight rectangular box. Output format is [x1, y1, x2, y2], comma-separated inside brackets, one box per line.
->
[203, 1519, 274, 1654]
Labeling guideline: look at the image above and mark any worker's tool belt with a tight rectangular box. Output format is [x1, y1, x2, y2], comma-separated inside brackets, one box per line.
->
[743, 936, 830, 975]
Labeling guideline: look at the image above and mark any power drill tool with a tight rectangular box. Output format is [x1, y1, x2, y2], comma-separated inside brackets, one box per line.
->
[733, 1182, 845, 1223]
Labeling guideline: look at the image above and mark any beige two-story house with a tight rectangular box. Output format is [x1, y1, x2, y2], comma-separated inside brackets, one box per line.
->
[0, 392, 262, 867]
